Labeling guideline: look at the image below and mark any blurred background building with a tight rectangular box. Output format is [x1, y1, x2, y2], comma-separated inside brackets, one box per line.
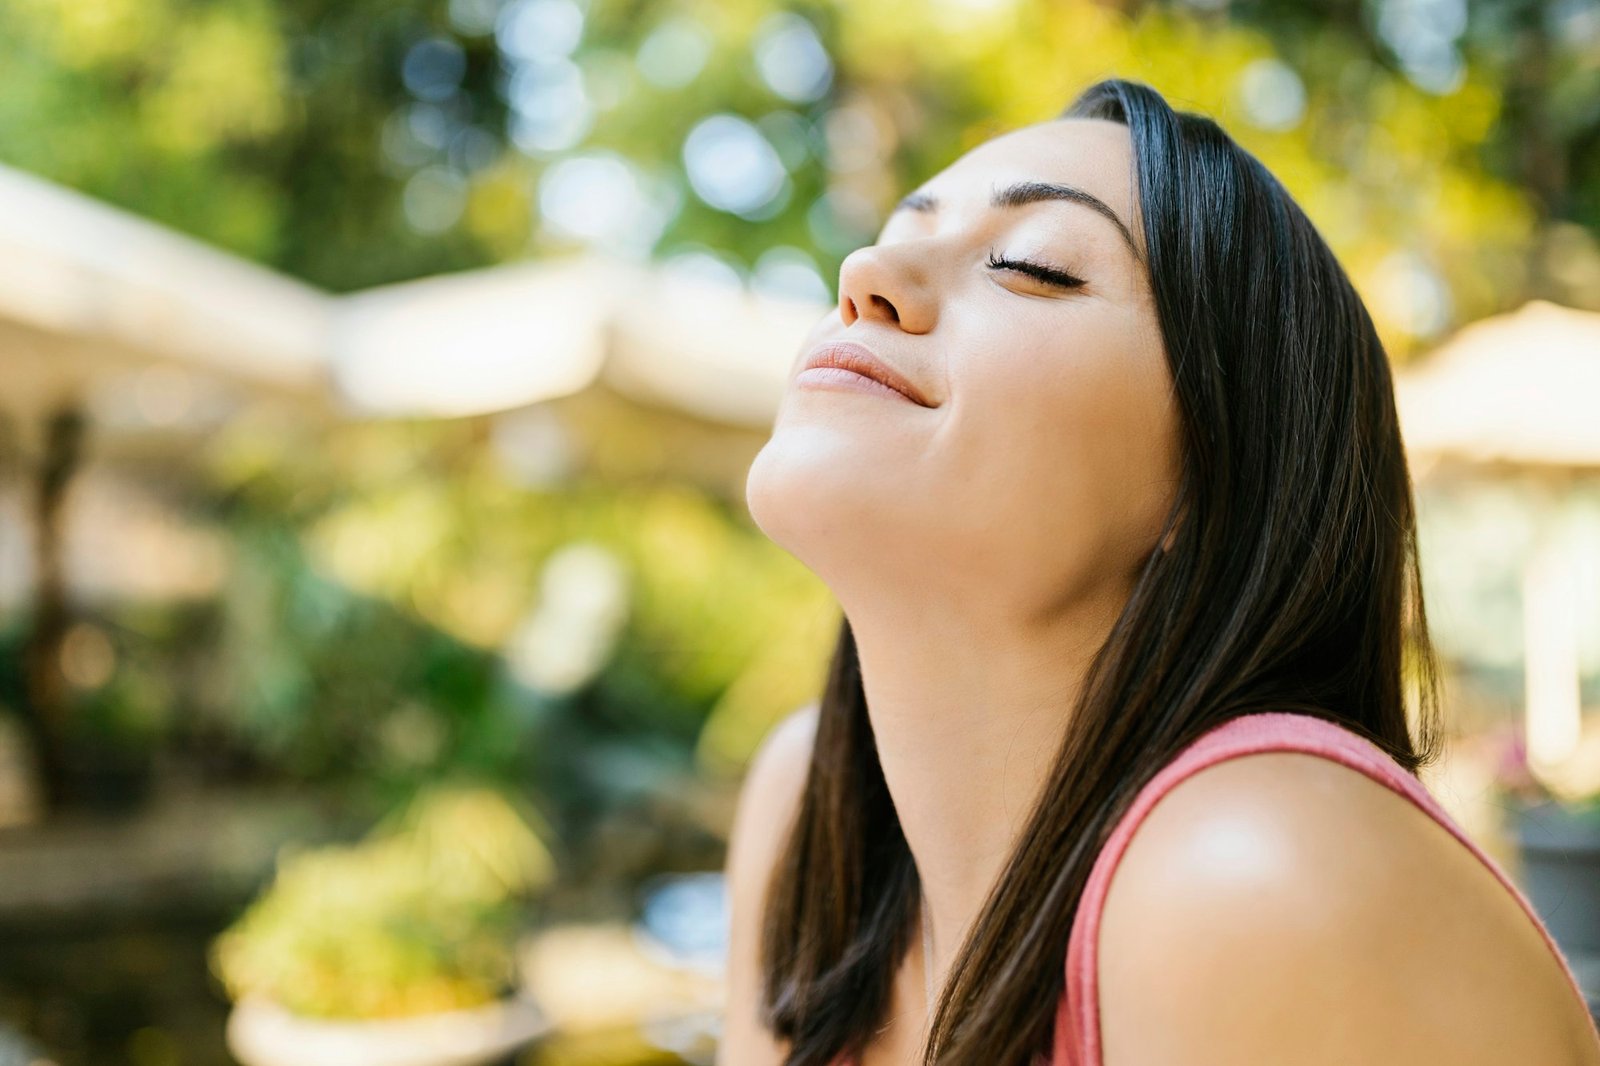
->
[2, 0, 1599, 1062]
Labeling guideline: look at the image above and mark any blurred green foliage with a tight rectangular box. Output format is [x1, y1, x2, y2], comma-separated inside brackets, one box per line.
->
[5, 0, 1597, 341]
[200, 403, 836, 775]
[211, 784, 555, 1018]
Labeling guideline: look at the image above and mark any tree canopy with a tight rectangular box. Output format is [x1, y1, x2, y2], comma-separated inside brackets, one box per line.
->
[5, 0, 1597, 357]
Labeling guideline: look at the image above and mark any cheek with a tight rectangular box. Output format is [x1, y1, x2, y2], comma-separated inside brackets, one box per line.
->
[945, 323, 1178, 559]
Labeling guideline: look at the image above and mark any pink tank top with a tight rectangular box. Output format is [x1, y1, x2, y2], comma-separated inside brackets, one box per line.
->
[832, 711, 1597, 1065]
[1051, 710, 1599, 1065]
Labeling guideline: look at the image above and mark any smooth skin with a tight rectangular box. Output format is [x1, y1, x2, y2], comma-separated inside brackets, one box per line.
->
[724, 116, 1600, 1064]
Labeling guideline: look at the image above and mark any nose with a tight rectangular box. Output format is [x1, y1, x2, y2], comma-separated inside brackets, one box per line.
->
[836, 243, 937, 333]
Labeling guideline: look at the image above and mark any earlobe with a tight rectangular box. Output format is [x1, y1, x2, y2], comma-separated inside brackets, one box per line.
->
[1158, 515, 1184, 557]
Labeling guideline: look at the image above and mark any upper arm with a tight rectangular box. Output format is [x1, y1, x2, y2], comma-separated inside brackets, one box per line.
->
[1097, 752, 1600, 1066]
[717, 702, 820, 1066]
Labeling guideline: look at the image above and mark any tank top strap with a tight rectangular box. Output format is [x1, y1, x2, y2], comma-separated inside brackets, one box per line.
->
[1050, 710, 1597, 1066]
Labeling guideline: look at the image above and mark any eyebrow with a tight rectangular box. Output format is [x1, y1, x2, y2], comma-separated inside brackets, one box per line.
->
[893, 181, 1144, 265]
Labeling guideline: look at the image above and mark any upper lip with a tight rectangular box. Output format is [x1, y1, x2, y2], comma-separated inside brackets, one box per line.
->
[800, 340, 936, 407]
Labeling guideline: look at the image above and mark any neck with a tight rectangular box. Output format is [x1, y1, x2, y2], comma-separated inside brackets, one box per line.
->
[843, 588, 1123, 991]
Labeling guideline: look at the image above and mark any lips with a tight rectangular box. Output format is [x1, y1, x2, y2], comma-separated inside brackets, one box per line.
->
[798, 340, 935, 407]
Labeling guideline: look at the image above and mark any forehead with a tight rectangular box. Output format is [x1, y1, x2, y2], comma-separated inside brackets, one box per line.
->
[909, 118, 1142, 252]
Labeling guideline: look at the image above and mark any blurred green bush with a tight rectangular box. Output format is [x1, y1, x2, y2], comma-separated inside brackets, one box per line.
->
[211, 784, 556, 1018]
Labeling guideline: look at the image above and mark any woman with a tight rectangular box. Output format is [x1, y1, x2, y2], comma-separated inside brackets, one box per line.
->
[720, 78, 1600, 1066]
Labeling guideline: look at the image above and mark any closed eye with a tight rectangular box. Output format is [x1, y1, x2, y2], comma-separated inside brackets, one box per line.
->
[985, 248, 1085, 290]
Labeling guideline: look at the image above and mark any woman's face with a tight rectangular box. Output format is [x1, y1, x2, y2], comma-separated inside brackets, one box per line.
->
[746, 117, 1181, 623]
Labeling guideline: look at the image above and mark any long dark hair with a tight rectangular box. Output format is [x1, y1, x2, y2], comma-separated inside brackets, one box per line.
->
[756, 77, 1445, 1065]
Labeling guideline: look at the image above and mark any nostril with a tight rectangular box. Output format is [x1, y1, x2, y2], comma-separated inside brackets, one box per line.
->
[840, 292, 900, 326]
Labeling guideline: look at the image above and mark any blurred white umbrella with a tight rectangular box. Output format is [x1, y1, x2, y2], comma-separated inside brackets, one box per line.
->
[0, 162, 333, 428]
[1396, 299, 1600, 470]
[604, 261, 820, 429]
[1396, 298, 1600, 774]
[332, 256, 617, 419]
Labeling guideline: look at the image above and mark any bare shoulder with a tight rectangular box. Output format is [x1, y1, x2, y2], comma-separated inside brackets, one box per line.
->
[746, 701, 821, 797]
[716, 702, 820, 1066]
[727, 701, 820, 867]
[1097, 750, 1600, 1066]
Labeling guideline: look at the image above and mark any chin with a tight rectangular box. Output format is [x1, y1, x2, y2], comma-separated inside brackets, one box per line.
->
[745, 430, 893, 563]
[744, 435, 816, 550]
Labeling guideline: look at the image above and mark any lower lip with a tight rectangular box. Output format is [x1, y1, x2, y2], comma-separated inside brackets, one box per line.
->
[795, 365, 917, 403]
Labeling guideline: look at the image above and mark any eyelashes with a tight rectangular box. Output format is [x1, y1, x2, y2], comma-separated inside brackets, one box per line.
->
[985, 247, 1086, 290]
